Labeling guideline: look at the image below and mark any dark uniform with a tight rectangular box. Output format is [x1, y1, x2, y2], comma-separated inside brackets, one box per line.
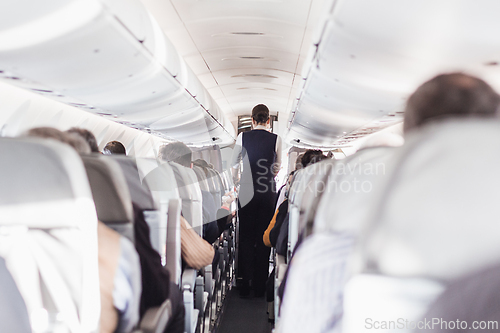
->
[238, 129, 278, 296]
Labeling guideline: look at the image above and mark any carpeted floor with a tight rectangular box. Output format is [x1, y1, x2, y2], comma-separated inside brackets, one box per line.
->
[217, 289, 273, 333]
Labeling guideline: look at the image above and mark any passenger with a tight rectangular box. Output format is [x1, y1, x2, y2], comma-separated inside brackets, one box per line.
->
[231, 104, 282, 298]
[277, 72, 500, 333]
[25, 127, 141, 333]
[156, 142, 216, 269]
[159, 143, 234, 245]
[404, 72, 500, 133]
[66, 127, 100, 153]
[27, 127, 91, 154]
[103, 141, 127, 155]
[263, 171, 294, 250]
[299, 149, 327, 168]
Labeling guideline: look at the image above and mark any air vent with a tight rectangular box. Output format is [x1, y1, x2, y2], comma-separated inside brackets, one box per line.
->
[232, 74, 278, 79]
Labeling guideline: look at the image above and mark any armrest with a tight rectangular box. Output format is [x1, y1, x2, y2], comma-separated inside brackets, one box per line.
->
[137, 299, 172, 333]
[182, 268, 197, 292]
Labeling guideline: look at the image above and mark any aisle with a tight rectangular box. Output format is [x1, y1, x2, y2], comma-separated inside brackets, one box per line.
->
[217, 289, 273, 333]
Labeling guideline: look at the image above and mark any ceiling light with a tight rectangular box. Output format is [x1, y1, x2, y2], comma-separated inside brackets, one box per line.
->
[230, 32, 264, 36]
[237, 87, 277, 91]
[232, 74, 278, 79]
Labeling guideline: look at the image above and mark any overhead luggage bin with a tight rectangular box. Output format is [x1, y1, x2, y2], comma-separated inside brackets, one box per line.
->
[286, 0, 500, 148]
[0, 0, 236, 146]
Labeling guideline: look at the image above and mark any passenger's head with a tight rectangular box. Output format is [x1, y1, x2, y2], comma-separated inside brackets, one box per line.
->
[301, 149, 327, 167]
[252, 104, 270, 126]
[103, 141, 126, 155]
[26, 127, 91, 154]
[66, 127, 99, 153]
[404, 73, 500, 133]
[158, 142, 192, 168]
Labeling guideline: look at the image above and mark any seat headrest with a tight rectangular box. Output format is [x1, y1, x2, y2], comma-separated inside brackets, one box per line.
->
[109, 155, 157, 210]
[0, 137, 96, 227]
[81, 155, 133, 224]
[138, 159, 179, 202]
[169, 163, 202, 201]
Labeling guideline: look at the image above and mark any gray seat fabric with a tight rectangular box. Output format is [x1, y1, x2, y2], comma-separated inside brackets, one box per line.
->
[0, 257, 32, 333]
[340, 119, 500, 333]
[111, 155, 156, 210]
[206, 168, 223, 207]
[364, 119, 500, 280]
[295, 158, 336, 237]
[192, 165, 210, 192]
[0, 137, 100, 332]
[313, 146, 395, 235]
[81, 155, 134, 242]
[416, 263, 500, 333]
[169, 163, 203, 235]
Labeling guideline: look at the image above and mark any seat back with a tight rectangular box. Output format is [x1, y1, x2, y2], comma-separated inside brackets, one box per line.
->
[81, 155, 135, 242]
[296, 158, 336, 237]
[0, 257, 32, 333]
[0, 137, 99, 333]
[364, 120, 500, 280]
[313, 146, 395, 235]
[415, 263, 500, 333]
[192, 165, 210, 192]
[170, 163, 203, 236]
[342, 120, 500, 332]
[206, 168, 224, 207]
[137, 159, 180, 265]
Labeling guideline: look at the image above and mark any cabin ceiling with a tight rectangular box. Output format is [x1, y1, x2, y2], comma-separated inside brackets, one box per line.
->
[138, 0, 325, 124]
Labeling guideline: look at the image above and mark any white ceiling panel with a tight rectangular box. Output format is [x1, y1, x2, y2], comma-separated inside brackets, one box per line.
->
[139, 0, 323, 124]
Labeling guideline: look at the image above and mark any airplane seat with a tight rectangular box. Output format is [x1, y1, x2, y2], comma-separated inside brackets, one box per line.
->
[207, 168, 224, 207]
[136, 159, 181, 271]
[192, 165, 210, 193]
[344, 120, 500, 332]
[0, 137, 100, 333]
[0, 256, 32, 333]
[82, 155, 181, 333]
[109, 156, 162, 250]
[169, 163, 203, 236]
[296, 158, 337, 238]
[286, 168, 312, 257]
[169, 162, 207, 333]
[415, 263, 500, 333]
[81, 154, 135, 243]
[313, 146, 396, 235]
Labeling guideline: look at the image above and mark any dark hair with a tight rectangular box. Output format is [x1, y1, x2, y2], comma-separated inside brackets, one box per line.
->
[301, 149, 326, 167]
[404, 73, 500, 133]
[252, 104, 270, 124]
[66, 127, 99, 153]
[158, 142, 192, 167]
[103, 141, 126, 155]
[26, 127, 91, 154]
